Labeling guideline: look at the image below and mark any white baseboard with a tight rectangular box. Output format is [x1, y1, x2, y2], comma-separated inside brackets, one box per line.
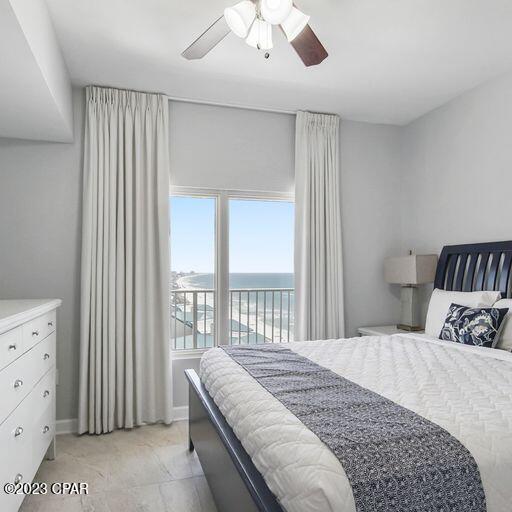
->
[56, 406, 189, 435]
[172, 405, 189, 421]
[56, 418, 78, 435]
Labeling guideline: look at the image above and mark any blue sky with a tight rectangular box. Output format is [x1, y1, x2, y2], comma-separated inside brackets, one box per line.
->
[170, 197, 294, 274]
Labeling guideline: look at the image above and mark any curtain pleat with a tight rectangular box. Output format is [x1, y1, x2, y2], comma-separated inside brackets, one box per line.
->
[79, 86, 172, 434]
[294, 111, 345, 341]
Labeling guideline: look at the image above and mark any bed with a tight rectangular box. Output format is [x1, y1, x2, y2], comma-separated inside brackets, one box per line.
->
[185, 241, 512, 512]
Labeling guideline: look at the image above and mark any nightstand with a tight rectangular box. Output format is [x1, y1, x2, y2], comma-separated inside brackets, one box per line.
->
[357, 325, 424, 337]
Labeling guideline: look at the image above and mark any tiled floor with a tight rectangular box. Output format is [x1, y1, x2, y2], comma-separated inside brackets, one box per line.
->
[20, 422, 217, 512]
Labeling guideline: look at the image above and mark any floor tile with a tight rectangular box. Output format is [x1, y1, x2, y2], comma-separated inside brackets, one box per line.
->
[159, 479, 202, 512]
[34, 451, 118, 494]
[154, 443, 199, 481]
[20, 494, 83, 512]
[94, 485, 166, 512]
[19, 421, 217, 512]
[194, 476, 218, 512]
[81, 494, 111, 512]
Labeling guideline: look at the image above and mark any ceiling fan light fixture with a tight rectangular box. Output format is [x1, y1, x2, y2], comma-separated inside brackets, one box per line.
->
[281, 6, 310, 42]
[261, 0, 293, 25]
[245, 19, 273, 50]
[224, 1, 256, 38]
[183, 0, 327, 67]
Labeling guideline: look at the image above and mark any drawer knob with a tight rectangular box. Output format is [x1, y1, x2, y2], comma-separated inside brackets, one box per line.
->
[14, 426, 23, 437]
[43, 353, 50, 360]
[42, 425, 50, 434]
[14, 474, 23, 485]
[48, 321, 53, 327]
[43, 390, 50, 398]
[32, 330, 39, 337]
[13, 379, 23, 389]
[8, 344, 17, 351]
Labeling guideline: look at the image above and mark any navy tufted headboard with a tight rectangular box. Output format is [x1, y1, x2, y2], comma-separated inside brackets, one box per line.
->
[434, 241, 512, 298]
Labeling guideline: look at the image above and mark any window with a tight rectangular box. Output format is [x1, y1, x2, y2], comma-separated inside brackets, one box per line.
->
[170, 189, 294, 351]
[170, 196, 216, 350]
[228, 199, 294, 345]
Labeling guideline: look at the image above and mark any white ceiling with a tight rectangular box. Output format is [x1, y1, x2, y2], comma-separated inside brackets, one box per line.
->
[46, 0, 512, 125]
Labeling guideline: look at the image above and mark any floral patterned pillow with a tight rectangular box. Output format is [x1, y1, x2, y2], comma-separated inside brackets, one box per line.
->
[439, 303, 509, 348]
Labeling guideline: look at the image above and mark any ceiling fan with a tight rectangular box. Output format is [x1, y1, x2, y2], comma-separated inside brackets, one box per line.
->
[182, 0, 328, 67]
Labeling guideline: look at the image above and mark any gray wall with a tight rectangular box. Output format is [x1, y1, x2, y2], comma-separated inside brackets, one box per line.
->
[0, 90, 408, 417]
[0, 88, 84, 421]
[340, 121, 403, 336]
[401, 69, 512, 318]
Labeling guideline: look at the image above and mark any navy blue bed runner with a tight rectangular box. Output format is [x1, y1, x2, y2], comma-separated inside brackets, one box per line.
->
[221, 344, 486, 512]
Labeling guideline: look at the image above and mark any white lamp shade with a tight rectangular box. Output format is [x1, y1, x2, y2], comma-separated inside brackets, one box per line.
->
[384, 254, 438, 285]
[281, 7, 310, 41]
[245, 19, 273, 50]
[224, 1, 256, 38]
[261, 0, 293, 25]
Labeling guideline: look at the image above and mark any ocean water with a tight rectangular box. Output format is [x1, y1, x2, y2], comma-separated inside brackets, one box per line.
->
[178, 273, 294, 290]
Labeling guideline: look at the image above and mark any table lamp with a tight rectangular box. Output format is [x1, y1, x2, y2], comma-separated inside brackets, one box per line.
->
[384, 252, 438, 331]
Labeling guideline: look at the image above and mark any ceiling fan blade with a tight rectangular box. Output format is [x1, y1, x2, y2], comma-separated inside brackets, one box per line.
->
[289, 24, 328, 67]
[182, 16, 230, 60]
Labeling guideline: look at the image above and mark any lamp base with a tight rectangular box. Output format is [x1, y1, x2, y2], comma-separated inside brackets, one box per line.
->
[399, 285, 423, 332]
[397, 324, 423, 332]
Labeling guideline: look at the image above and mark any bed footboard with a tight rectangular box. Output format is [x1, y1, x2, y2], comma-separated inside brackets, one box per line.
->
[185, 369, 283, 512]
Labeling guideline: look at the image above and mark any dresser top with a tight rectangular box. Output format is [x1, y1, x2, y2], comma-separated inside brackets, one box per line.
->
[0, 299, 62, 334]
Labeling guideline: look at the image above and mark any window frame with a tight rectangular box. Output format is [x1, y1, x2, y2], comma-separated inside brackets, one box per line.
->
[170, 186, 294, 357]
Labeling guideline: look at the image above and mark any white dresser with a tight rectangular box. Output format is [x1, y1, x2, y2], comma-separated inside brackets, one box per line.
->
[0, 299, 61, 512]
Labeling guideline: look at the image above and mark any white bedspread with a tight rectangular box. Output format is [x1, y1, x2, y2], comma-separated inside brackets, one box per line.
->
[199, 334, 512, 512]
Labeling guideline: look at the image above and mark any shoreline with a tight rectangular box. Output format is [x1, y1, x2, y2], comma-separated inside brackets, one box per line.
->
[175, 273, 294, 291]
[176, 273, 209, 290]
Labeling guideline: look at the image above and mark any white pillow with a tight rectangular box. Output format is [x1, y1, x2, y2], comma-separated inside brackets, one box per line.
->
[494, 299, 512, 351]
[425, 289, 502, 338]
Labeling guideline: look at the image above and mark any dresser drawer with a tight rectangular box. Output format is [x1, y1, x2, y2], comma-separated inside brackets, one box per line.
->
[33, 393, 55, 465]
[0, 327, 23, 372]
[0, 386, 37, 512]
[31, 332, 56, 377]
[22, 310, 56, 351]
[0, 333, 56, 424]
[0, 369, 55, 512]
[34, 367, 55, 407]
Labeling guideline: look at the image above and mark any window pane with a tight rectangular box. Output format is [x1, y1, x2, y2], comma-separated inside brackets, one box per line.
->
[170, 196, 215, 350]
[229, 199, 294, 345]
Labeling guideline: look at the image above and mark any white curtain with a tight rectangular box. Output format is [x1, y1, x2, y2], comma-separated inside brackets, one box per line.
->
[79, 86, 172, 434]
[294, 111, 345, 341]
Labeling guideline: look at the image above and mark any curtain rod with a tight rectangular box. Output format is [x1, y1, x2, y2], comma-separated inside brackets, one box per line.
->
[166, 94, 296, 116]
